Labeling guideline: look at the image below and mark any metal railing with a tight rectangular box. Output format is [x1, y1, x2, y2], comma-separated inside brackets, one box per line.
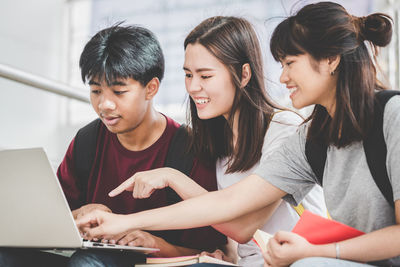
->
[0, 63, 89, 103]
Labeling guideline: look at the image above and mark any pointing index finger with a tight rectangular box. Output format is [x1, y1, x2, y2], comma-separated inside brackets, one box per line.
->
[109, 177, 136, 197]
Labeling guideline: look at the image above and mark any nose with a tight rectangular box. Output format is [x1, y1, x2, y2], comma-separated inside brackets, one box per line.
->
[98, 95, 116, 111]
[280, 67, 289, 84]
[186, 77, 202, 93]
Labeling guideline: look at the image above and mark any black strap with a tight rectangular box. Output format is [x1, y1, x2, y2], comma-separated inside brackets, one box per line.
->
[164, 124, 194, 205]
[73, 118, 102, 204]
[305, 136, 327, 186]
[306, 90, 399, 208]
[363, 90, 400, 208]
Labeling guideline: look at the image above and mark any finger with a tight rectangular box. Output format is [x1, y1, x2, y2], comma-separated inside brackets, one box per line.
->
[263, 250, 272, 266]
[85, 226, 110, 240]
[118, 234, 135, 246]
[133, 179, 146, 199]
[109, 177, 135, 197]
[274, 231, 292, 244]
[127, 238, 143, 247]
[75, 213, 98, 229]
[109, 233, 125, 244]
[211, 251, 224, 260]
[268, 236, 281, 256]
[117, 230, 140, 245]
[141, 186, 155, 199]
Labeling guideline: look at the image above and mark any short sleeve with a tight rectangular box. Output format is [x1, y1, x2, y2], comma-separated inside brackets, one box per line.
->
[383, 95, 400, 202]
[254, 124, 317, 206]
[57, 138, 84, 210]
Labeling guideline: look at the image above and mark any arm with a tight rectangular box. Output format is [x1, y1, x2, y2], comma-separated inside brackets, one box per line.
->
[264, 200, 400, 266]
[213, 200, 282, 243]
[72, 203, 111, 220]
[110, 168, 282, 243]
[108, 167, 208, 200]
[108, 230, 201, 257]
[77, 174, 286, 240]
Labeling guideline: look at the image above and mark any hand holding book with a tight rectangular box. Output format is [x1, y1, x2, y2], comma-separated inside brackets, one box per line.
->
[253, 210, 365, 251]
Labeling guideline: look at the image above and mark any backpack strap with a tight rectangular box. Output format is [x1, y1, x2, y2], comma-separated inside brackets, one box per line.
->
[305, 136, 327, 186]
[306, 90, 400, 208]
[73, 118, 102, 204]
[363, 90, 400, 208]
[164, 124, 194, 205]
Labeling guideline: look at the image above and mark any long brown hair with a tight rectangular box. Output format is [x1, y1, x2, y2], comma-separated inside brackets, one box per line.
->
[270, 2, 392, 147]
[184, 16, 279, 173]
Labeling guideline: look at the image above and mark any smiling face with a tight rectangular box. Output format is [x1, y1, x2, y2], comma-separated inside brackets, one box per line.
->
[279, 53, 337, 114]
[183, 43, 237, 120]
[89, 77, 150, 135]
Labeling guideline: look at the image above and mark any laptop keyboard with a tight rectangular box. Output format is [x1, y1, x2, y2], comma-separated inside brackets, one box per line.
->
[83, 239, 116, 247]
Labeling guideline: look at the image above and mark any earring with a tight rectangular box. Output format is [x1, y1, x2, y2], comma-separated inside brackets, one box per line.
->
[330, 70, 335, 75]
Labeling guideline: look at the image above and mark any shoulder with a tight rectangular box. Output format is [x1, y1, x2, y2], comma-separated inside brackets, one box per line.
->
[158, 114, 180, 143]
[265, 111, 303, 143]
[270, 110, 303, 126]
[262, 111, 302, 156]
[384, 95, 400, 119]
[163, 114, 180, 131]
[383, 95, 400, 140]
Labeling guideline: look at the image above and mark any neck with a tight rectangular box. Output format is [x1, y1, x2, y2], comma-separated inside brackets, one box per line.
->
[325, 101, 336, 118]
[117, 107, 166, 151]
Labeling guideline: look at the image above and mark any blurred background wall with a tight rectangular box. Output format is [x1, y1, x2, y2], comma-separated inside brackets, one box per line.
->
[0, 0, 398, 167]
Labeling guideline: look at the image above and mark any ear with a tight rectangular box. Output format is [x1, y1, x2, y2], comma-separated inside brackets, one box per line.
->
[327, 55, 340, 75]
[145, 77, 160, 100]
[240, 63, 252, 88]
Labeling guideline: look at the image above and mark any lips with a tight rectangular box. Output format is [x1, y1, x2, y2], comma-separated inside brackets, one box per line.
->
[192, 97, 211, 110]
[287, 86, 298, 99]
[101, 114, 121, 126]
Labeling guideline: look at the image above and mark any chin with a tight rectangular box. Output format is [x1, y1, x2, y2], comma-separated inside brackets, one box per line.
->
[197, 112, 216, 120]
[291, 101, 306, 110]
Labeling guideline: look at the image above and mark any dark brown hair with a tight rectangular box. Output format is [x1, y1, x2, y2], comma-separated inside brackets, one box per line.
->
[184, 16, 279, 173]
[270, 2, 392, 147]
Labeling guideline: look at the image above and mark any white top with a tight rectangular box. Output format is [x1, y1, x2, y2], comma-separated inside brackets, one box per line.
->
[216, 111, 327, 267]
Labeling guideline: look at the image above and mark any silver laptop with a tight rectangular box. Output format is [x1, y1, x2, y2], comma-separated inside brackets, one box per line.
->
[0, 147, 159, 253]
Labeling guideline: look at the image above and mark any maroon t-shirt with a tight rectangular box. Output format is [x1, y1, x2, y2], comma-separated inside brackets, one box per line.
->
[57, 116, 226, 250]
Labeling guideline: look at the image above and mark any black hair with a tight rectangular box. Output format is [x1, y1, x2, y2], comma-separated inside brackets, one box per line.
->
[79, 23, 164, 86]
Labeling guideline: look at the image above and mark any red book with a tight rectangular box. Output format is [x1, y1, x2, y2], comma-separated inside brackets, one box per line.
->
[292, 210, 365, 244]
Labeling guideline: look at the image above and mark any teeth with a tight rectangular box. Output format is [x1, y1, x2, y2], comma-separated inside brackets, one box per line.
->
[288, 87, 297, 94]
[195, 98, 210, 104]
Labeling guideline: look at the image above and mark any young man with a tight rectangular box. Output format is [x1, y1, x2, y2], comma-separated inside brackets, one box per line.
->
[0, 25, 226, 267]
[62, 24, 226, 266]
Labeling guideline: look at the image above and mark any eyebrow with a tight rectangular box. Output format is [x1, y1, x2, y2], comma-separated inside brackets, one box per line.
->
[183, 67, 216, 72]
[88, 80, 127, 86]
[88, 80, 100, 85]
[110, 81, 127, 86]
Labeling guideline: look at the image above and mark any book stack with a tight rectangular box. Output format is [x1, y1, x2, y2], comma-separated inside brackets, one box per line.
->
[135, 254, 238, 266]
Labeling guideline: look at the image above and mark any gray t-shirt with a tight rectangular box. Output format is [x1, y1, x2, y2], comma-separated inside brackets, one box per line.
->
[254, 96, 400, 265]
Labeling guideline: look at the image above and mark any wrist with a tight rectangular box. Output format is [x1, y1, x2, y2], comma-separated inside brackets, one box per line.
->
[164, 167, 181, 188]
[308, 243, 337, 259]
